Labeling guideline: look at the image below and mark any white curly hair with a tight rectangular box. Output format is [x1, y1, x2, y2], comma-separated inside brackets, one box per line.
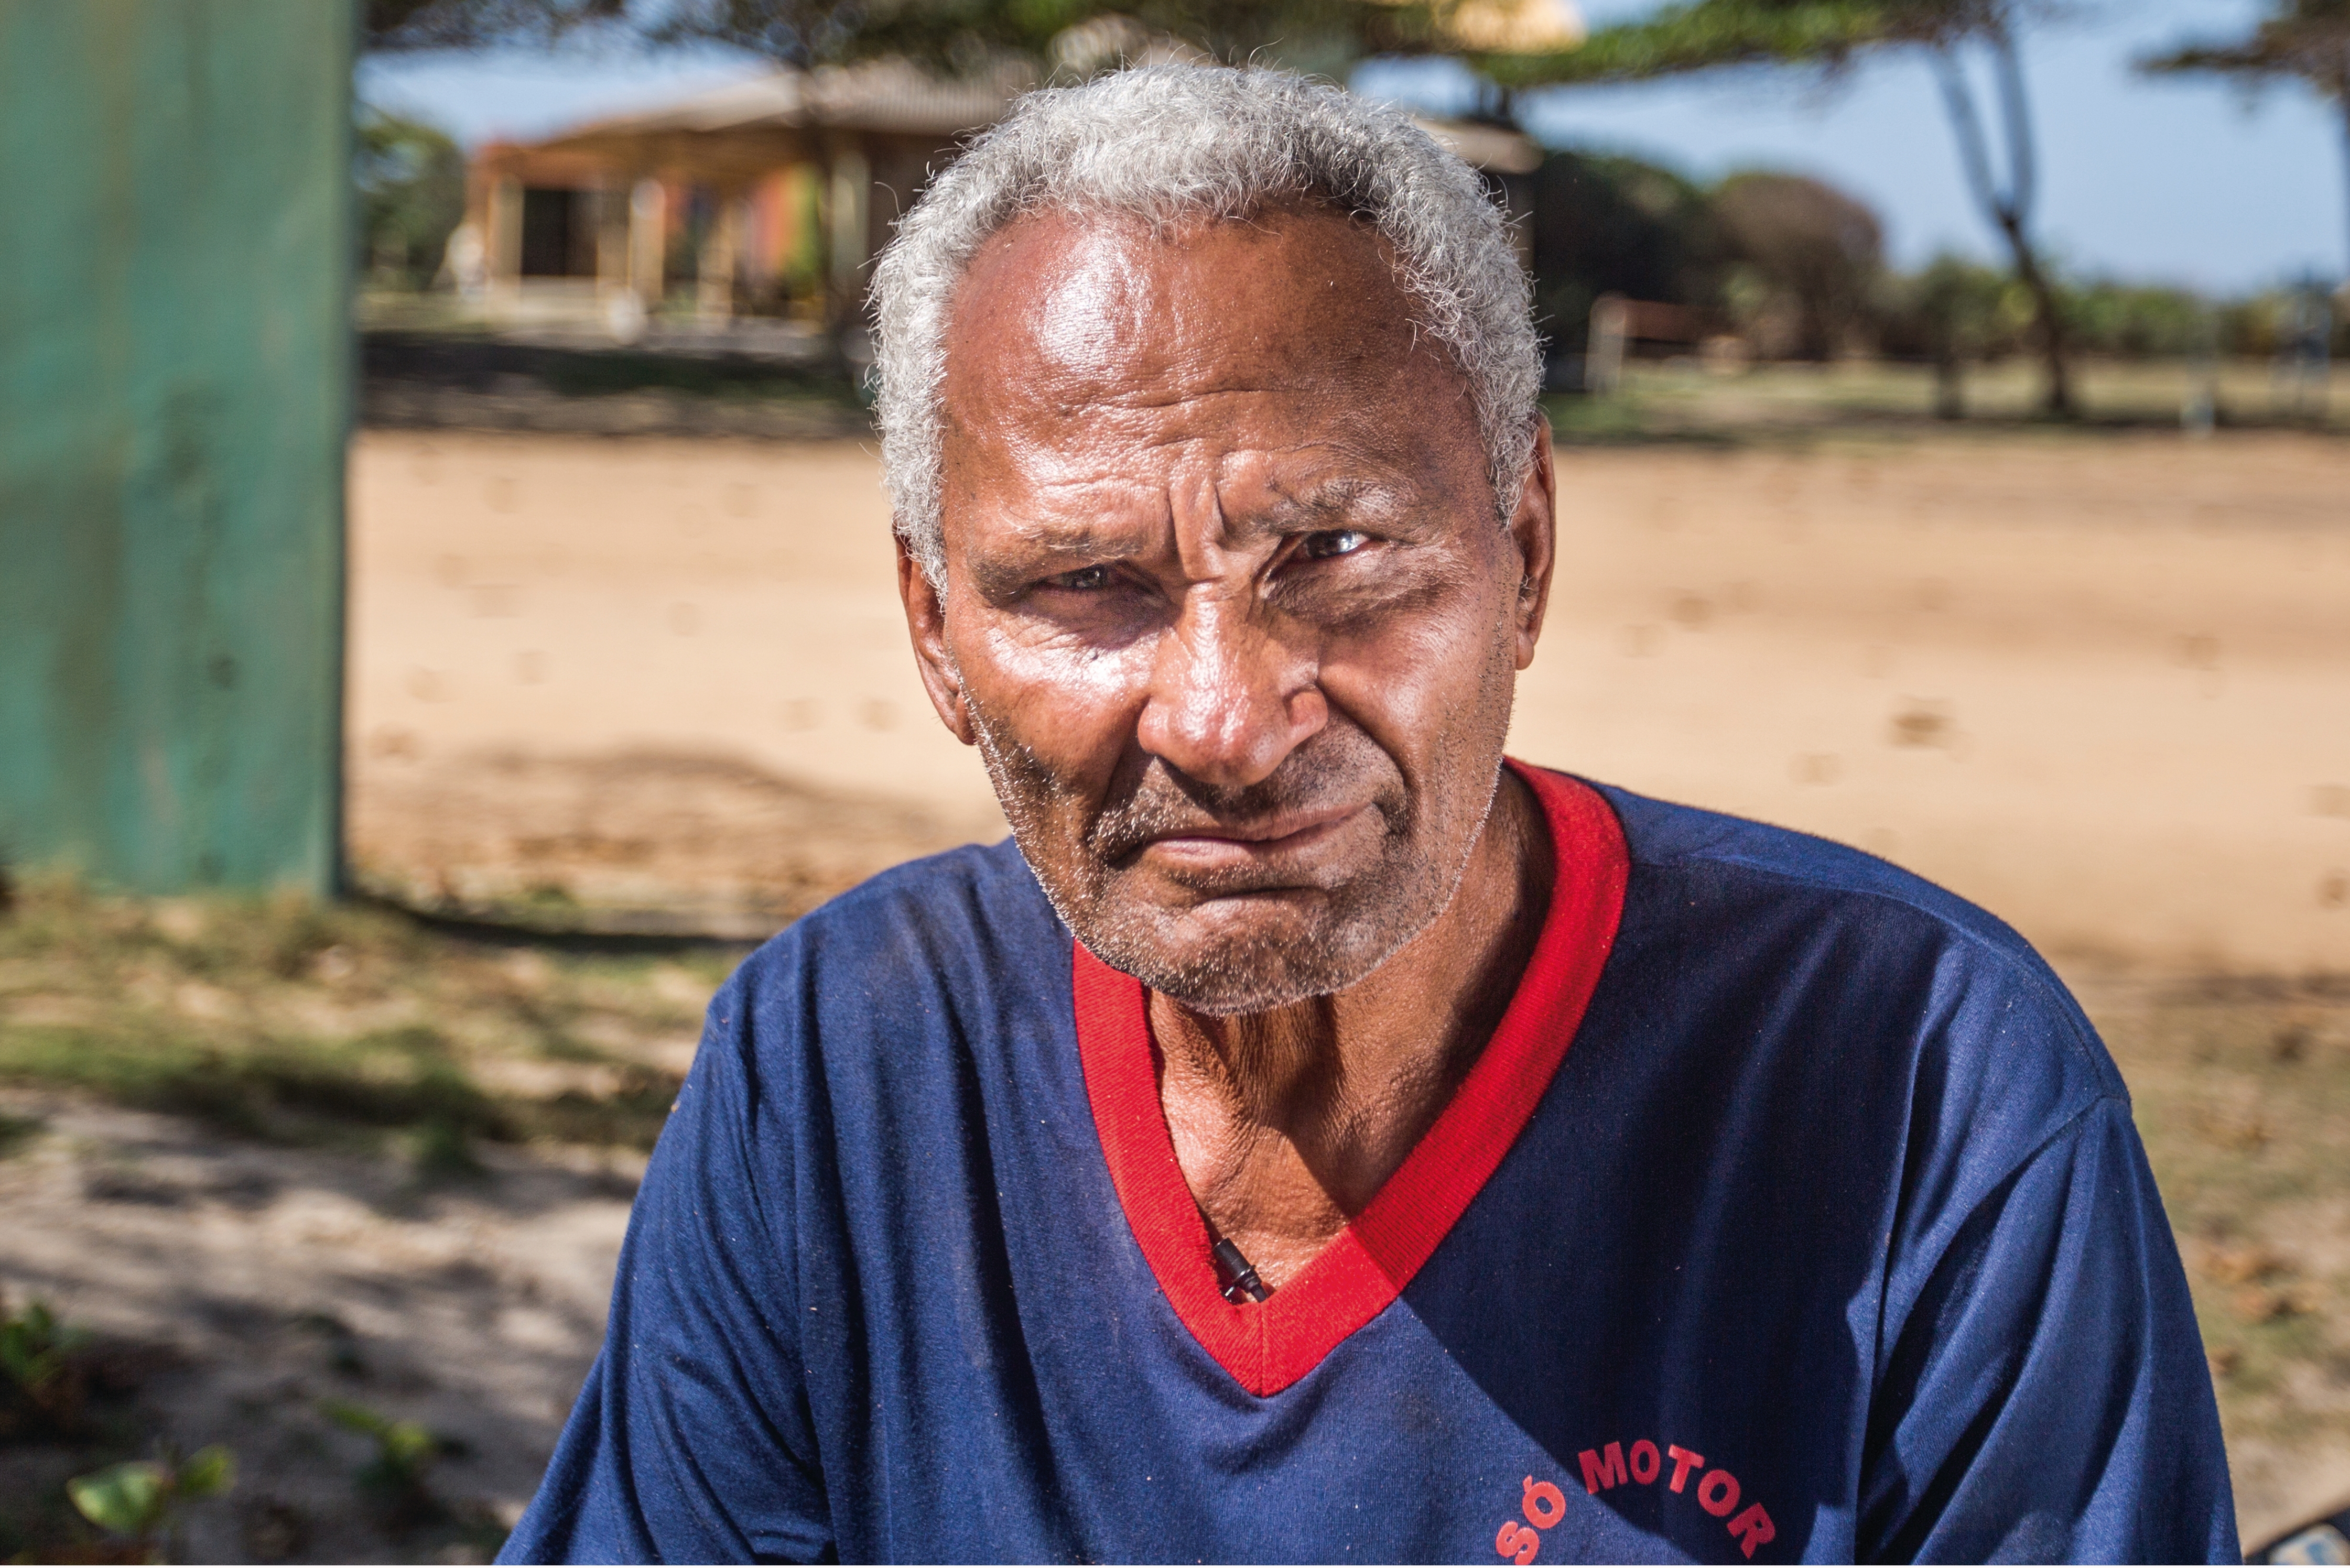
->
[869, 63, 1543, 585]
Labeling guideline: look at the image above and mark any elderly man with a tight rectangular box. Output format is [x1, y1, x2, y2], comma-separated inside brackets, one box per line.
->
[503, 67, 2234, 1564]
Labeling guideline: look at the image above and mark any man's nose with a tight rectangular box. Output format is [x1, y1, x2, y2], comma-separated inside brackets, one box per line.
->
[1134, 595, 1325, 791]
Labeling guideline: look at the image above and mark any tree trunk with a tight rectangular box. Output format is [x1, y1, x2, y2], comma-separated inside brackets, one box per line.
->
[1932, 31, 2076, 420]
[2339, 86, 2350, 286]
[1998, 212, 2075, 419]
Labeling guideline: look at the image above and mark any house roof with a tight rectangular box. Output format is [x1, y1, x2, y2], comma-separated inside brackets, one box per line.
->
[539, 59, 1023, 146]
[494, 59, 1542, 179]
[1413, 115, 1541, 175]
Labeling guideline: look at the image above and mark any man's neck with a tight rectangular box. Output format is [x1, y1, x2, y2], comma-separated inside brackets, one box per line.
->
[1147, 768, 1555, 1290]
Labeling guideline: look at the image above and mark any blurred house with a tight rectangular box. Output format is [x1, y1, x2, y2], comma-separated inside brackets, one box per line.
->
[459, 62, 1542, 349]
[461, 59, 1017, 346]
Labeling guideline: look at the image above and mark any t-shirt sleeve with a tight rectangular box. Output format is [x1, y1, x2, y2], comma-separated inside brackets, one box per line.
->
[498, 968, 833, 1565]
[1857, 1092, 2237, 1563]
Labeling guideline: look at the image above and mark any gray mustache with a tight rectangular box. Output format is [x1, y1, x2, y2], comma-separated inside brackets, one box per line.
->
[1086, 738, 1401, 864]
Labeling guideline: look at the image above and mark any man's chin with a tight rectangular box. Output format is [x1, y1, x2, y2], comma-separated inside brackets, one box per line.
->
[1075, 897, 1422, 1018]
[1095, 941, 1355, 1018]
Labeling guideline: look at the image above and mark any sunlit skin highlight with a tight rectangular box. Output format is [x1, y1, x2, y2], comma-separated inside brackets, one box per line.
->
[897, 206, 1561, 1288]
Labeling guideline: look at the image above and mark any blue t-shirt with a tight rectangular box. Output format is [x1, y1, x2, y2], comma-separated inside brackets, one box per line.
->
[503, 768, 2236, 1564]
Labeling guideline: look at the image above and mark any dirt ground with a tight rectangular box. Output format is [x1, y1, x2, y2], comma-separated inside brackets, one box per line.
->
[0, 883, 725, 1562]
[0, 1087, 641, 1562]
[8, 419, 2345, 1557]
[343, 425, 2350, 973]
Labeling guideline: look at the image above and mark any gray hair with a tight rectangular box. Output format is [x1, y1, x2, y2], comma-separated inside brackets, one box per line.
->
[870, 64, 1543, 585]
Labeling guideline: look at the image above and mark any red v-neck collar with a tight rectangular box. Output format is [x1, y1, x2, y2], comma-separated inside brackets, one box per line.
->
[1071, 762, 1630, 1398]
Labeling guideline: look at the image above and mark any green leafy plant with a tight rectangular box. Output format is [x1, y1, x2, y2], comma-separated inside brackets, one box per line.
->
[66, 1443, 235, 1560]
[322, 1398, 451, 1532]
[354, 109, 467, 288]
[0, 1292, 91, 1438]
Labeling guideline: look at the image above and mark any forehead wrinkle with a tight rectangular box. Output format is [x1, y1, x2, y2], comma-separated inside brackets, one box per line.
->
[984, 404, 1427, 529]
[1002, 441, 1421, 543]
[992, 477, 1167, 545]
[1025, 391, 1436, 475]
[1062, 384, 1296, 416]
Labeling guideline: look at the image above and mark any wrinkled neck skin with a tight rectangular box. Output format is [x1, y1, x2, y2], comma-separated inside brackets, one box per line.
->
[1149, 768, 1552, 1288]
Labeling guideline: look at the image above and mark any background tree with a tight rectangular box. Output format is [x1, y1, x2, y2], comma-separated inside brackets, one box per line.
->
[1478, 0, 2081, 417]
[1526, 151, 1723, 349]
[355, 110, 469, 288]
[1877, 254, 2023, 415]
[358, 0, 1580, 74]
[364, 0, 625, 51]
[2139, 0, 2350, 283]
[1710, 171, 1882, 358]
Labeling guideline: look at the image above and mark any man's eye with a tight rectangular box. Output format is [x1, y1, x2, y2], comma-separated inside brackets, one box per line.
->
[1047, 564, 1113, 591]
[1299, 530, 1370, 561]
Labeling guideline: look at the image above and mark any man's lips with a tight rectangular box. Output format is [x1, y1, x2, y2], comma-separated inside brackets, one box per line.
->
[1134, 803, 1368, 864]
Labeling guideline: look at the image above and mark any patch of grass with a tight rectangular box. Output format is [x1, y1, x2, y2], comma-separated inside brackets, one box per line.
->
[537, 349, 860, 408]
[524, 1066, 687, 1148]
[1543, 358, 2350, 447]
[0, 879, 737, 1154]
[0, 1109, 40, 1158]
[0, 1025, 511, 1145]
[2092, 973, 2350, 1451]
[359, 328, 865, 411]
[407, 1115, 486, 1184]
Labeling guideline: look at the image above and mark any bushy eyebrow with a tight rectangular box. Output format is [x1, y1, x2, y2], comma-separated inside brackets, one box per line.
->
[958, 466, 1422, 597]
[964, 521, 1134, 599]
[1262, 475, 1413, 530]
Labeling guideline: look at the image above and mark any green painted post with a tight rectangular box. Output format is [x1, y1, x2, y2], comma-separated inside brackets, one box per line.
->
[0, 3, 351, 897]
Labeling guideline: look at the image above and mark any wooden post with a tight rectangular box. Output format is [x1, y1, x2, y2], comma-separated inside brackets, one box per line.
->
[628, 178, 665, 308]
[595, 179, 629, 292]
[1589, 294, 1630, 397]
[488, 175, 523, 302]
[828, 145, 871, 328]
[594, 179, 643, 341]
[698, 188, 740, 322]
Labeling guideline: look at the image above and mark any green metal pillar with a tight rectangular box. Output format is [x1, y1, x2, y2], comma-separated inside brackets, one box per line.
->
[0, 3, 352, 896]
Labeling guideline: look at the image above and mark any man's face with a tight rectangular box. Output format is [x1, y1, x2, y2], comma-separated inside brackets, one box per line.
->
[903, 205, 1555, 1014]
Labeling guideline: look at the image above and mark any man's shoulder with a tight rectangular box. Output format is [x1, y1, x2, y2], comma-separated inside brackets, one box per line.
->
[1594, 780, 2031, 962]
[704, 835, 1070, 1080]
[742, 833, 1059, 977]
[1580, 777, 2128, 1117]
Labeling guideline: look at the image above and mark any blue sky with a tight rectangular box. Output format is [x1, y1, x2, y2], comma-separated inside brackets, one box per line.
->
[361, 0, 2348, 293]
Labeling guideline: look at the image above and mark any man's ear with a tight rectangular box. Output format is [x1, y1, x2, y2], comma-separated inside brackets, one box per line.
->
[1506, 415, 1559, 671]
[896, 531, 979, 747]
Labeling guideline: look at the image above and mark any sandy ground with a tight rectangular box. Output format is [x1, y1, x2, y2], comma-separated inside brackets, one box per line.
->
[346, 427, 2350, 973]
[13, 423, 2319, 1558]
[345, 437, 1009, 931]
